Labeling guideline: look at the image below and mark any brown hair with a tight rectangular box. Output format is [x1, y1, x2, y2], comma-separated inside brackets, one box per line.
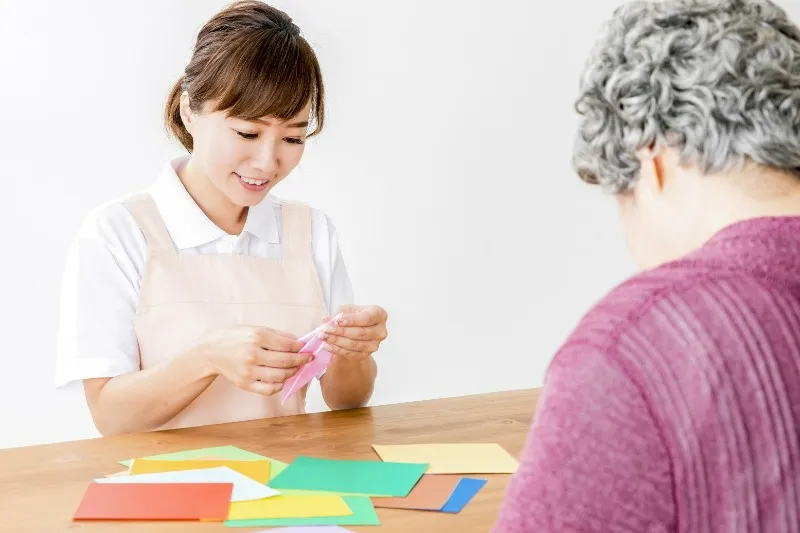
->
[165, 0, 325, 151]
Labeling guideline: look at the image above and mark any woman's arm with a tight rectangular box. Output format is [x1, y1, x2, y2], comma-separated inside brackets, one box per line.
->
[318, 305, 387, 410]
[83, 327, 310, 435]
[83, 346, 215, 436]
[320, 355, 378, 410]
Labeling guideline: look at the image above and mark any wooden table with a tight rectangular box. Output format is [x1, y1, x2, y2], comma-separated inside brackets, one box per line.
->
[0, 389, 540, 533]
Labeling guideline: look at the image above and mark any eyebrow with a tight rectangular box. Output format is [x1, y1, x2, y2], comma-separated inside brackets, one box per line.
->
[252, 118, 308, 128]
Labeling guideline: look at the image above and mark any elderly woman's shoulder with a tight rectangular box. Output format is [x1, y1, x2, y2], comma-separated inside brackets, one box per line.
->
[565, 258, 780, 349]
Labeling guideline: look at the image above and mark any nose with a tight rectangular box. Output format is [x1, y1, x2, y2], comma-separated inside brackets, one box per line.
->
[251, 140, 279, 175]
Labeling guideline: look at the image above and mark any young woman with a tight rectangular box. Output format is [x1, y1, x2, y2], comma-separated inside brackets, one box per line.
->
[55, 1, 387, 436]
[495, 0, 800, 531]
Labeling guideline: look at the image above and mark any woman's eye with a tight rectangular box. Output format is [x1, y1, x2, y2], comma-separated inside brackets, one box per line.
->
[236, 130, 259, 140]
[285, 137, 304, 145]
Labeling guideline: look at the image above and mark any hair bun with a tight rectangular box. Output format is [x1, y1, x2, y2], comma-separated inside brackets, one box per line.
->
[279, 21, 300, 36]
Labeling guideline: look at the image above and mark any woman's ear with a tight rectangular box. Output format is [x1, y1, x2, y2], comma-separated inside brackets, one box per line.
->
[634, 146, 662, 206]
[179, 91, 195, 135]
[636, 144, 684, 208]
[636, 145, 667, 190]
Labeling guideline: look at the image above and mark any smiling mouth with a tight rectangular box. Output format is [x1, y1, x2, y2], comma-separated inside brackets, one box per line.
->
[234, 172, 272, 190]
[236, 174, 269, 185]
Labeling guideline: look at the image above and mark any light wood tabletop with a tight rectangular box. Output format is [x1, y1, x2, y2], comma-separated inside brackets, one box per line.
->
[0, 388, 540, 533]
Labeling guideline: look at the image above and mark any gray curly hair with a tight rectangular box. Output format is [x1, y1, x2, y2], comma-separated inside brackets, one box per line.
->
[572, 0, 800, 193]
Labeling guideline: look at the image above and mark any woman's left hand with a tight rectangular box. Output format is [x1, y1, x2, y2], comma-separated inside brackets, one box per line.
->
[318, 305, 388, 361]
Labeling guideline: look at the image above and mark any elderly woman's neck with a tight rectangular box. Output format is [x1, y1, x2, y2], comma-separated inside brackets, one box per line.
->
[691, 166, 800, 241]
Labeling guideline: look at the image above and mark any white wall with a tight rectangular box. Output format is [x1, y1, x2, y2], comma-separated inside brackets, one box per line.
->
[4, 0, 795, 449]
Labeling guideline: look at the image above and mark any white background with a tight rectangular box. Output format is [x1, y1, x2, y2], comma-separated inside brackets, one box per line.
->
[3, 0, 797, 449]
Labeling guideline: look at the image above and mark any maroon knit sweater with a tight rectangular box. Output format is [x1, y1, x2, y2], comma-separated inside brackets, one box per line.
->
[494, 216, 800, 533]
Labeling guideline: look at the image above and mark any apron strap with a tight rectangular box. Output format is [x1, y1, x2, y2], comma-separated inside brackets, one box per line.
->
[280, 201, 313, 260]
[123, 193, 177, 256]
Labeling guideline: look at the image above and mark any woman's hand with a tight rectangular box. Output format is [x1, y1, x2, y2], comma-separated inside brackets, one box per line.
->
[197, 326, 311, 395]
[319, 305, 388, 361]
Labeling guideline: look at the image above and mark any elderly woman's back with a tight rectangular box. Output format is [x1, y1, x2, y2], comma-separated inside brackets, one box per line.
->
[494, 1, 800, 532]
[495, 218, 800, 532]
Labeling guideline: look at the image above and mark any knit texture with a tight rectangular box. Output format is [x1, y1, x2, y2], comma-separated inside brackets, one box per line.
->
[494, 216, 800, 533]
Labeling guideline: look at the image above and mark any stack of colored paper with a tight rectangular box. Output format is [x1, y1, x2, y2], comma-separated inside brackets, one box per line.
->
[72, 454, 283, 523]
[71, 446, 389, 527]
[225, 455, 430, 528]
[366, 443, 519, 514]
[70, 442, 517, 526]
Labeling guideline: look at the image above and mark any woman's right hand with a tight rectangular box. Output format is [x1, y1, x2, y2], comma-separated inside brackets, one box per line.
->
[195, 326, 311, 395]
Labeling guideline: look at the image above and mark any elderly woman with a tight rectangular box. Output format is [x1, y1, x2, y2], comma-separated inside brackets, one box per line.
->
[494, 1, 800, 532]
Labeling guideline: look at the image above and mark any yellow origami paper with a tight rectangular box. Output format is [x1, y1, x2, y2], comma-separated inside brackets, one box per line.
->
[372, 443, 518, 474]
[228, 495, 352, 520]
[130, 458, 270, 484]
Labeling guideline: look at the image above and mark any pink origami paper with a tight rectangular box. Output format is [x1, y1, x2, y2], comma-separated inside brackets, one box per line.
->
[281, 314, 343, 404]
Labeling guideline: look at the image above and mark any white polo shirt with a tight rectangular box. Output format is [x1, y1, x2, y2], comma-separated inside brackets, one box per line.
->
[55, 155, 354, 388]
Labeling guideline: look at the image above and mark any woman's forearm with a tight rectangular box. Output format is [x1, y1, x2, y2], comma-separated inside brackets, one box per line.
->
[83, 347, 217, 436]
[320, 356, 377, 410]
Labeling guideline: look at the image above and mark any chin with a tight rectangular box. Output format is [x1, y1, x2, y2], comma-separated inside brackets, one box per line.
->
[227, 181, 275, 207]
[234, 192, 269, 207]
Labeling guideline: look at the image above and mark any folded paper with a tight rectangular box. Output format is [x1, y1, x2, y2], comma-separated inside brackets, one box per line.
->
[281, 314, 342, 404]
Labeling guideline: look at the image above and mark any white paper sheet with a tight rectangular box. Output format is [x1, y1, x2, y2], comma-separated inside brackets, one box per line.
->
[94, 465, 279, 502]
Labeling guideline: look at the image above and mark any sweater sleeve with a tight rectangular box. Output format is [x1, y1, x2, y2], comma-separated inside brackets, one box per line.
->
[493, 342, 675, 533]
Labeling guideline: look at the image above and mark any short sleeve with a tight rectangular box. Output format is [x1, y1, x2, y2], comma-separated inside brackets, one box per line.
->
[55, 203, 147, 388]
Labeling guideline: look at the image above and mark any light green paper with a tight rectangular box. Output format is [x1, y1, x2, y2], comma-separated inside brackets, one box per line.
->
[117, 445, 288, 481]
[223, 496, 380, 528]
[279, 488, 370, 497]
[269, 456, 428, 497]
[270, 458, 289, 479]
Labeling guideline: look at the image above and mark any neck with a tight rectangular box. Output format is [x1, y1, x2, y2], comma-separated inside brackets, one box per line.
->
[686, 167, 800, 249]
[178, 156, 247, 235]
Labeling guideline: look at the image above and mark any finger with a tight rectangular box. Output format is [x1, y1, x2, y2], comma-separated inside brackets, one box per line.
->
[321, 324, 386, 342]
[257, 328, 303, 352]
[332, 305, 364, 325]
[337, 306, 388, 327]
[325, 342, 371, 360]
[333, 305, 359, 316]
[255, 349, 313, 369]
[250, 365, 300, 384]
[241, 380, 283, 396]
[321, 334, 380, 354]
[272, 330, 299, 340]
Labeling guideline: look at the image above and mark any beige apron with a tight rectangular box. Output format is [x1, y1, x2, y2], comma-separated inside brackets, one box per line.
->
[123, 193, 327, 430]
